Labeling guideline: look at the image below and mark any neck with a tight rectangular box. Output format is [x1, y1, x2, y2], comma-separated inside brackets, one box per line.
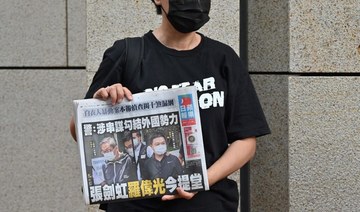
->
[153, 20, 201, 51]
[154, 153, 164, 161]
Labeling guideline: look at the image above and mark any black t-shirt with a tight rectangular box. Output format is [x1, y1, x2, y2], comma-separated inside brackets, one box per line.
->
[87, 31, 270, 210]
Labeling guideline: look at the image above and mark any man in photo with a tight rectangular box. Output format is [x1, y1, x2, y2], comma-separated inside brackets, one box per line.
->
[122, 131, 150, 180]
[143, 131, 183, 180]
[99, 136, 136, 185]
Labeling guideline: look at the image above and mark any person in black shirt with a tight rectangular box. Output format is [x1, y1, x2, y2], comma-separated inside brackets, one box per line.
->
[70, 0, 270, 211]
[143, 131, 183, 180]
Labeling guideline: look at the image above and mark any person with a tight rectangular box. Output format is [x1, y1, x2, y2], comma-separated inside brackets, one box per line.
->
[132, 130, 154, 158]
[99, 137, 137, 185]
[143, 131, 183, 180]
[121, 131, 150, 180]
[69, 0, 270, 211]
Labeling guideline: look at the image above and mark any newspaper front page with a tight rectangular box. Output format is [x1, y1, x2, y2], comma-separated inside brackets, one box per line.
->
[73, 86, 209, 204]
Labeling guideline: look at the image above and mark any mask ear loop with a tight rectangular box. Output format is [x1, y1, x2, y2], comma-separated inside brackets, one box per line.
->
[160, 5, 169, 16]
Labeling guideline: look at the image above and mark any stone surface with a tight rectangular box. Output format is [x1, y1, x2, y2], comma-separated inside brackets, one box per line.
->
[68, 0, 86, 66]
[249, 1, 360, 210]
[251, 75, 360, 211]
[249, 0, 360, 73]
[0, 0, 67, 66]
[86, 0, 158, 74]
[2, 1, 357, 212]
[289, 0, 360, 73]
[288, 77, 360, 211]
[251, 75, 289, 211]
[0, 69, 87, 211]
[248, 0, 290, 73]
[199, 1, 239, 54]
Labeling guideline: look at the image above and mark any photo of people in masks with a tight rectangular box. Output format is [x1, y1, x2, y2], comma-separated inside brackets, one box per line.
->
[88, 126, 185, 187]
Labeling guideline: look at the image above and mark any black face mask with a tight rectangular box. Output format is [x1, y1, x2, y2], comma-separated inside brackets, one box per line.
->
[164, 0, 211, 33]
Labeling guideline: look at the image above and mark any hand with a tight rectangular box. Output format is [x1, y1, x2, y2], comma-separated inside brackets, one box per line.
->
[93, 83, 133, 105]
[161, 187, 197, 201]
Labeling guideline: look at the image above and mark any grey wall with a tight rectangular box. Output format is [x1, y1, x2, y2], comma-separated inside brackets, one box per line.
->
[1, 0, 359, 212]
[249, 0, 360, 211]
[0, 0, 88, 211]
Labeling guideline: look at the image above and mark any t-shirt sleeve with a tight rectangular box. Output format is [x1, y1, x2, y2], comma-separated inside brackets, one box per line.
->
[84, 40, 126, 99]
[224, 49, 271, 142]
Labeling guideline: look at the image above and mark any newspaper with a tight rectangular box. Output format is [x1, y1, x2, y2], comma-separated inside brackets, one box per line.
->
[73, 86, 209, 204]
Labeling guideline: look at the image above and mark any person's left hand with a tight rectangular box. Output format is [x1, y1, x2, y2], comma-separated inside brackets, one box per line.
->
[161, 187, 197, 201]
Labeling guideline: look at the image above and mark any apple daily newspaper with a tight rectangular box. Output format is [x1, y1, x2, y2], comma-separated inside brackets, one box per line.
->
[73, 86, 209, 204]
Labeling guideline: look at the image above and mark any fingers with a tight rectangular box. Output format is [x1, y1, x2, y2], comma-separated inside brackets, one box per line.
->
[108, 85, 122, 105]
[161, 187, 197, 201]
[123, 87, 133, 101]
[176, 187, 196, 200]
[161, 194, 178, 201]
[69, 116, 77, 142]
[93, 87, 109, 100]
[93, 83, 133, 105]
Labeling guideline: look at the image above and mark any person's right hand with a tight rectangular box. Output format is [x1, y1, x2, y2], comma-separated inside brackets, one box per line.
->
[93, 83, 133, 105]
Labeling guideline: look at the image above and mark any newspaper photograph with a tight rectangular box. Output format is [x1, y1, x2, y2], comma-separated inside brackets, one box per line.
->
[73, 86, 209, 204]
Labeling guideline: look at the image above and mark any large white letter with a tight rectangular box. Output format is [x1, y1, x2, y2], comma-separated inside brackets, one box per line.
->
[198, 93, 213, 109]
[212, 91, 224, 108]
[202, 77, 216, 91]
[193, 81, 203, 91]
